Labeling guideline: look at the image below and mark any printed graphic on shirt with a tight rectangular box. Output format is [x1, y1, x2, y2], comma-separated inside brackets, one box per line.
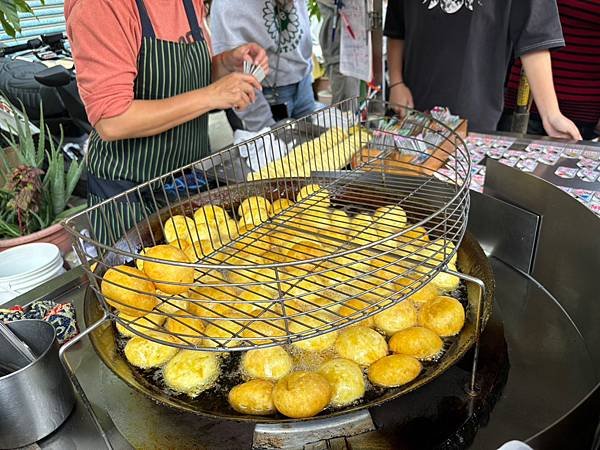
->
[263, 1, 304, 53]
[422, 0, 481, 14]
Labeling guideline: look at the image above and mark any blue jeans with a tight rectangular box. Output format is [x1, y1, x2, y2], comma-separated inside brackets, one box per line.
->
[263, 74, 317, 120]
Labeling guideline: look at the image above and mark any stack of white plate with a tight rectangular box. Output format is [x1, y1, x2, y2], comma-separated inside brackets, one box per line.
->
[0, 243, 65, 306]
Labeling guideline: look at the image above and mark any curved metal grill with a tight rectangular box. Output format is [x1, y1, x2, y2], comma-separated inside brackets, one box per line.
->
[63, 99, 471, 351]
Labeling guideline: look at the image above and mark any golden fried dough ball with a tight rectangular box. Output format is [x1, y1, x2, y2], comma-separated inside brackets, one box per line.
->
[396, 226, 430, 247]
[234, 230, 273, 255]
[188, 285, 239, 318]
[389, 326, 443, 361]
[284, 239, 327, 262]
[396, 278, 439, 308]
[165, 313, 205, 343]
[238, 212, 268, 230]
[163, 215, 196, 245]
[328, 210, 352, 233]
[338, 299, 376, 328]
[184, 239, 218, 263]
[163, 350, 220, 397]
[143, 245, 194, 295]
[418, 296, 465, 337]
[373, 300, 417, 336]
[272, 198, 294, 215]
[136, 247, 150, 271]
[272, 371, 332, 418]
[286, 280, 342, 314]
[242, 346, 293, 381]
[102, 265, 158, 317]
[228, 379, 276, 415]
[202, 320, 246, 350]
[318, 358, 365, 407]
[431, 271, 461, 293]
[367, 354, 422, 388]
[373, 205, 407, 236]
[296, 184, 331, 208]
[352, 213, 374, 232]
[220, 218, 240, 243]
[238, 196, 273, 217]
[155, 290, 189, 314]
[193, 205, 230, 227]
[124, 333, 179, 369]
[290, 313, 339, 352]
[335, 326, 388, 366]
[116, 312, 165, 338]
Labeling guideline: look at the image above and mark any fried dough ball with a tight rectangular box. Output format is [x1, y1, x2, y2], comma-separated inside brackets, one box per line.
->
[290, 313, 339, 352]
[431, 271, 461, 293]
[368, 354, 422, 388]
[163, 350, 220, 398]
[238, 212, 268, 230]
[242, 346, 293, 381]
[234, 230, 273, 255]
[165, 313, 205, 343]
[143, 245, 194, 295]
[373, 300, 418, 336]
[102, 265, 158, 317]
[136, 247, 150, 272]
[116, 312, 165, 338]
[188, 285, 239, 318]
[155, 291, 189, 314]
[338, 299, 376, 328]
[395, 278, 439, 308]
[163, 215, 197, 244]
[373, 205, 407, 236]
[193, 205, 230, 227]
[286, 280, 342, 313]
[184, 239, 218, 263]
[396, 226, 430, 247]
[328, 210, 352, 234]
[272, 371, 332, 418]
[202, 320, 246, 350]
[352, 213, 374, 232]
[272, 198, 294, 215]
[318, 358, 365, 407]
[284, 239, 327, 262]
[229, 379, 276, 415]
[335, 326, 388, 366]
[418, 296, 465, 337]
[296, 184, 331, 208]
[124, 333, 179, 369]
[389, 326, 443, 361]
[238, 196, 273, 217]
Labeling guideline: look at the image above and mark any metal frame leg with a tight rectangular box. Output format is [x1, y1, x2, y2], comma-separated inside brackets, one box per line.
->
[59, 314, 113, 450]
[443, 268, 486, 396]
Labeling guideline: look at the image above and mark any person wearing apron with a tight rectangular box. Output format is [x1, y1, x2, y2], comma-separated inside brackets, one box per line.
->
[65, 0, 267, 244]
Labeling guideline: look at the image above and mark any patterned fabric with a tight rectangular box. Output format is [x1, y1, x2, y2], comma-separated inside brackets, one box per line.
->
[1, 301, 78, 344]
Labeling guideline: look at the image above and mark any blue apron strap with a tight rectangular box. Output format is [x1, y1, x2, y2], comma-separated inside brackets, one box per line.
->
[182, 0, 205, 43]
[135, 0, 156, 39]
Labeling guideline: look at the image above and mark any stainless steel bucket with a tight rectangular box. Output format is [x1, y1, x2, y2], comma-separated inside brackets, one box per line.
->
[0, 320, 75, 449]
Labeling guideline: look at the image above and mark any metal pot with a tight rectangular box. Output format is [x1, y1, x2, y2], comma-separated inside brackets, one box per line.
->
[0, 320, 75, 449]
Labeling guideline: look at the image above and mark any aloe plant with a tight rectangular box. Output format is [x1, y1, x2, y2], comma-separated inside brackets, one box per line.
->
[0, 102, 85, 237]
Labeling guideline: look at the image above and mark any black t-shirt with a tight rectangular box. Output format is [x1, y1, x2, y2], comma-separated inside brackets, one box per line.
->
[384, 0, 564, 131]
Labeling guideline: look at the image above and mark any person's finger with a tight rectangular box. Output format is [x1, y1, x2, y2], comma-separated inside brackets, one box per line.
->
[240, 81, 257, 102]
[569, 124, 582, 141]
[239, 73, 262, 91]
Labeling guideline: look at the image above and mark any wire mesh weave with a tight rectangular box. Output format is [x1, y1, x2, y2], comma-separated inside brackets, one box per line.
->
[64, 99, 471, 351]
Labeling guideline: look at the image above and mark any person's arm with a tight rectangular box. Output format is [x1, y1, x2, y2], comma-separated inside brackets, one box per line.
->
[387, 38, 414, 113]
[521, 50, 582, 140]
[96, 73, 261, 141]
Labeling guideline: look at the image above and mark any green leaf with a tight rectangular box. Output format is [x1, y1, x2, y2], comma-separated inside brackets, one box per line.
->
[36, 102, 45, 167]
[0, 13, 17, 38]
[65, 159, 83, 202]
[0, 0, 20, 25]
[53, 202, 87, 223]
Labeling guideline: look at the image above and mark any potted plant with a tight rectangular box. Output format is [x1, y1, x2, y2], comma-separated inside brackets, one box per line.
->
[0, 104, 85, 254]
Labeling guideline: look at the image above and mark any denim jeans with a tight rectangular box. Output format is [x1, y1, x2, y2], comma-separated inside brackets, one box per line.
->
[263, 74, 317, 120]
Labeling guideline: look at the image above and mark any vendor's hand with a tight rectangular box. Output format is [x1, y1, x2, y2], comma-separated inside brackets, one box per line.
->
[223, 43, 269, 75]
[207, 73, 262, 111]
[389, 83, 414, 117]
[542, 113, 582, 141]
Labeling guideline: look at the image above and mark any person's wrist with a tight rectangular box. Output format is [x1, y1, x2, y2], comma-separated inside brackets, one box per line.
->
[220, 52, 235, 73]
[389, 81, 405, 90]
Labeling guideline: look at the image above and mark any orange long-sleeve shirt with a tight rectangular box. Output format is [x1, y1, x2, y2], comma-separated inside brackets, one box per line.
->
[65, 0, 211, 126]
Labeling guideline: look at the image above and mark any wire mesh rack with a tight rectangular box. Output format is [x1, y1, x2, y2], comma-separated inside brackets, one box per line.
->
[64, 98, 471, 352]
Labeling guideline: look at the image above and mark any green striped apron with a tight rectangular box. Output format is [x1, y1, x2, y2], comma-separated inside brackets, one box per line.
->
[87, 0, 211, 245]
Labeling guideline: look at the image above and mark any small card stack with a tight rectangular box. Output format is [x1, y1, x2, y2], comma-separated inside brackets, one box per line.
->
[243, 60, 266, 83]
